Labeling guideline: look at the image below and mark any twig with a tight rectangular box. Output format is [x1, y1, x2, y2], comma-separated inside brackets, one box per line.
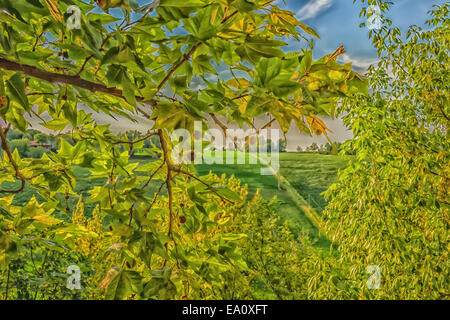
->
[142, 161, 165, 189]
[156, 42, 203, 94]
[144, 181, 165, 218]
[113, 131, 157, 145]
[172, 167, 234, 204]
[0, 124, 26, 194]
[75, 55, 94, 76]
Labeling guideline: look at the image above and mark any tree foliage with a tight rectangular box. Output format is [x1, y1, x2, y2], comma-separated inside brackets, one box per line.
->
[324, 1, 449, 299]
[0, 0, 367, 299]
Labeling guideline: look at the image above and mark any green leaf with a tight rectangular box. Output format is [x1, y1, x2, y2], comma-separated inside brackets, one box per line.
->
[5, 105, 27, 131]
[297, 21, 320, 38]
[151, 101, 199, 131]
[41, 118, 70, 131]
[62, 102, 77, 125]
[236, 37, 286, 64]
[121, 78, 137, 107]
[184, 5, 223, 41]
[87, 12, 120, 25]
[6, 73, 29, 110]
[78, 152, 96, 168]
[213, 187, 241, 202]
[142, 269, 177, 299]
[105, 269, 143, 300]
[347, 78, 368, 95]
[256, 57, 282, 87]
[192, 55, 216, 75]
[298, 51, 312, 75]
[100, 47, 120, 66]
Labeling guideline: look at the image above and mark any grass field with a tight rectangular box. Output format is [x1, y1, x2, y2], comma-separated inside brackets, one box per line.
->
[195, 152, 351, 250]
[279, 153, 350, 214]
[2, 152, 350, 250]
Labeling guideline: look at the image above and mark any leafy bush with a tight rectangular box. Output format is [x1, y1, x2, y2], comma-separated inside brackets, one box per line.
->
[8, 138, 29, 157]
[26, 146, 47, 159]
[324, 2, 449, 299]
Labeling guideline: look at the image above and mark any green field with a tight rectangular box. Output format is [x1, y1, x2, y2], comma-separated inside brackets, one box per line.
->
[3, 152, 350, 250]
[195, 152, 350, 250]
[279, 153, 350, 214]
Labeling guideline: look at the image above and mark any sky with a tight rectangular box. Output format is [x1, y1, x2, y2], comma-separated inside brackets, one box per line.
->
[272, 0, 445, 150]
[280, 0, 443, 73]
[30, 0, 445, 150]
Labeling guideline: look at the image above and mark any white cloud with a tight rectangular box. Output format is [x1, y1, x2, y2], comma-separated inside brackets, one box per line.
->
[296, 0, 333, 20]
[337, 53, 379, 73]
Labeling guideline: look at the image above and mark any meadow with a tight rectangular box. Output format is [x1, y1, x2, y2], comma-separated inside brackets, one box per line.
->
[197, 152, 351, 250]
[3, 152, 350, 251]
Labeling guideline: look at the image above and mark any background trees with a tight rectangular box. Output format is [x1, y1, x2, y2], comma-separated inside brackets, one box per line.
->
[324, 1, 449, 299]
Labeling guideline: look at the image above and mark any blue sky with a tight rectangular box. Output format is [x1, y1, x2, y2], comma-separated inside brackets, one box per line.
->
[279, 0, 444, 72]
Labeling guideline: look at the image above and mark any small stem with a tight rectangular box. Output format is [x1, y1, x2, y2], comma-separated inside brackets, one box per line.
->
[4, 264, 10, 300]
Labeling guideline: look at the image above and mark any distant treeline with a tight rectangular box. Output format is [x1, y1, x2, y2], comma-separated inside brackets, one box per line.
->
[296, 142, 355, 155]
[2, 128, 355, 158]
[1, 129, 160, 159]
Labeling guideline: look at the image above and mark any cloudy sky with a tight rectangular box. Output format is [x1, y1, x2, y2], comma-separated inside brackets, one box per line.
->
[281, 0, 443, 71]
[271, 0, 444, 149]
[31, 0, 444, 150]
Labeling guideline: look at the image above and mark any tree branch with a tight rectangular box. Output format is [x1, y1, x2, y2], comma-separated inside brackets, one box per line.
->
[156, 42, 203, 94]
[112, 131, 157, 145]
[0, 58, 155, 107]
[209, 113, 228, 135]
[155, 10, 239, 95]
